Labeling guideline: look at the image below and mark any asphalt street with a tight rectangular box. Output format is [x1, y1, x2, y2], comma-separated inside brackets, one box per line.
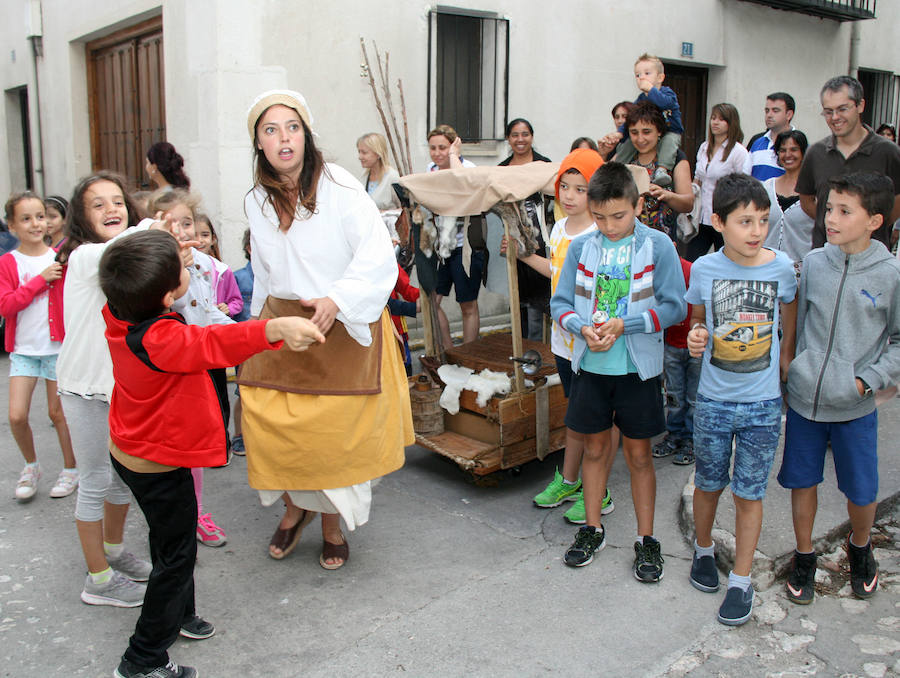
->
[1, 353, 899, 677]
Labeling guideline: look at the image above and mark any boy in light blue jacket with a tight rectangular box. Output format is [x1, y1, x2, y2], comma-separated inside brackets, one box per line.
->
[550, 162, 686, 580]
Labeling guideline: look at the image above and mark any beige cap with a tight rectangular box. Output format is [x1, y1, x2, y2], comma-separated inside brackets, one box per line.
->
[246, 89, 313, 140]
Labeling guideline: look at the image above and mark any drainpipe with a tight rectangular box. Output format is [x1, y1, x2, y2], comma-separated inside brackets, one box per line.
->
[29, 35, 45, 196]
[848, 21, 861, 79]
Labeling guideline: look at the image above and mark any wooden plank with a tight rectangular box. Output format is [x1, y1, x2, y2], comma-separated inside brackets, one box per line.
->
[500, 404, 567, 446]
[444, 410, 500, 444]
[444, 333, 557, 379]
[503, 218, 525, 392]
[498, 383, 567, 423]
[457, 389, 499, 418]
[500, 426, 567, 469]
[414, 430, 500, 473]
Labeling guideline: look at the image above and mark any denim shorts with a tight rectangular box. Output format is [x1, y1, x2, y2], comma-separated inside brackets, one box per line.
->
[777, 407, 878, 506]
[693, 394, 782, 500]
[10, 353, 58, 380]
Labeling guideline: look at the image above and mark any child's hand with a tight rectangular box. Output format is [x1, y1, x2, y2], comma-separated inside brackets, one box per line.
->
[300, 296, 339, 334]
[217, 303, 230, 315]
[595, 318, 624, 340]
[637, 77, 653, 93]
[40, 262, 63, 282]
[581, 324, 615, 352]
[687, 325, 709, 358]
[266, 317, 326, 351]
[779, 352, 793, 383]
[180, 247, 194, 268]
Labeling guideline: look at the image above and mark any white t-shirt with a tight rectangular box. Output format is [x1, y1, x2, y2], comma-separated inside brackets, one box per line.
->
[548, 218, 597, 361]
[10, 249, 59, 355]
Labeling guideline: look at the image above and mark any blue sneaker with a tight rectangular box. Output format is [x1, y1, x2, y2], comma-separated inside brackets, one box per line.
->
[690, 552, 720, 592]
[717, 585, 754, 625]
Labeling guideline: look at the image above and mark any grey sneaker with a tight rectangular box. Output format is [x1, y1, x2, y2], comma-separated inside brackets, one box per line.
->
[81, 570, 146, 607]
[107, 550, 152, 582]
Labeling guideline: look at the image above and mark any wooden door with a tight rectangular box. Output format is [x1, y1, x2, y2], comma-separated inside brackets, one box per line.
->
[663, 62, 708, 173]
[87, 17, 165, 189]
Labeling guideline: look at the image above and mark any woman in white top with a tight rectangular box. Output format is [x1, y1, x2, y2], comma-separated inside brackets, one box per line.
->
[357, 132, 402, 242]
[240, 90, 412, 569]
[688, 103, 752, 261]
[762, 129, 814, 272]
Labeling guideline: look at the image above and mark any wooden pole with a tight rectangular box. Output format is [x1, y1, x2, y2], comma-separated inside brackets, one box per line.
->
[378, 48, 410, 176]
[503, 218, 525, 392]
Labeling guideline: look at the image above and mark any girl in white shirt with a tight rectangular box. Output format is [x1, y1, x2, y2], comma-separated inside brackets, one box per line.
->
[689, 103, 752, 261]
[0, 192, 75, 501]
[56, 172, 152, 607]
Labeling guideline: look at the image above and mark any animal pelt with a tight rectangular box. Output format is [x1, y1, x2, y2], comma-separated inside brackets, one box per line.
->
[417, 212, 459, 261]
[488, 201, 540, 257]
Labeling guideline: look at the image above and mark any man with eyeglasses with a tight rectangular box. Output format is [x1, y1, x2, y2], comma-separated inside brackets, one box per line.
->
[797, 75, 900, 249]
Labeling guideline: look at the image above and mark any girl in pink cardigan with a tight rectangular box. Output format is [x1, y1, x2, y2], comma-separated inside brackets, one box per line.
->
[0, 192, 76, 501]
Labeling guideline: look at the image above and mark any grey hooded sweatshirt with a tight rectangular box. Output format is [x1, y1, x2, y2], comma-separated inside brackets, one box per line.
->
[786, 240, 900, 422]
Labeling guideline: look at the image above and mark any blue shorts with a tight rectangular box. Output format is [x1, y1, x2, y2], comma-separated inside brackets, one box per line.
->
[777, 407, 878, 506]
[436, 248, 484, 303]
[10, 353, 58, 380]
[693, 394, 782, 500]
[554, 355, 573, 397]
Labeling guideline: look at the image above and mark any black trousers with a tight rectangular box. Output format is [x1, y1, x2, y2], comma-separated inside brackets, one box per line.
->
[111, 456, 197, 669]
[210, 367, 231, 451]
[684, 223, 725, 262]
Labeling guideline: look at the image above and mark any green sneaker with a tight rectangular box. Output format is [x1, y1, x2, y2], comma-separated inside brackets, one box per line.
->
[564, 488, 614, 524]
[533, 468, 581, 508]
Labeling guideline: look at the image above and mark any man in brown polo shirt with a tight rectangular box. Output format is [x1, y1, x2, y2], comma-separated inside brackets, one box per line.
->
[797, 75, 900, 249]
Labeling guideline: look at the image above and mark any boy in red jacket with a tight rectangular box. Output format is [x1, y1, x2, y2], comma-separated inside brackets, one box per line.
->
[98, 230, 324, 678]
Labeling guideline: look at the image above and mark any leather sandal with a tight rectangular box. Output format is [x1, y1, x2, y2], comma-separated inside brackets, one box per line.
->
[319, 532, 349, 570]
[268, 509, 316, 560]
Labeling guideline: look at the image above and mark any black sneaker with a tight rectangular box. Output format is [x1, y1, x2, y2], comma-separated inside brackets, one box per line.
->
[717, 585, 754, 626]
[180, 614, 215, 639]
[633, 536, 664, 583]
[564, 526, 606, 567]
[785, 551, 817, 605]
[114, 659, 198, 678]
[847, 536, 878, 599]
[690, 552, 720, 592]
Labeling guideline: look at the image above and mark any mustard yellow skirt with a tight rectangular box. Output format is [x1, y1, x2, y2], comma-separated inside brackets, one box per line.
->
[242, 312, 412, 493]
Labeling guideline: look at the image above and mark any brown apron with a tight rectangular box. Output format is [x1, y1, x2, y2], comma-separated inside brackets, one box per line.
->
[237, 297, 382, 395]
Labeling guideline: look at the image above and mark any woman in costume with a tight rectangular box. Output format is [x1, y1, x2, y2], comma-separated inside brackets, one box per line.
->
[240, 89, 412, 569]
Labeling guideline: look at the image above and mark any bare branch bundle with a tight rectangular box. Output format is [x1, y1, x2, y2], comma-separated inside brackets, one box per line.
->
[360, 37, 413, 176]
[360, 38, 402, 174]
[397, 79, 413, 175]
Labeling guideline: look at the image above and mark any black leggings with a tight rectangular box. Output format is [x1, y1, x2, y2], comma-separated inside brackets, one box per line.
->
[685, 224, 724, 262]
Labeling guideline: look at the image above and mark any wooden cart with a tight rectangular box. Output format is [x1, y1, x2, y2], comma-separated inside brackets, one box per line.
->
[397, 164, 566, 476]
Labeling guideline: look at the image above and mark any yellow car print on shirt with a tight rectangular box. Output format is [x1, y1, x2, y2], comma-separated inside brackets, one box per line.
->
[712, 321, 773, 364]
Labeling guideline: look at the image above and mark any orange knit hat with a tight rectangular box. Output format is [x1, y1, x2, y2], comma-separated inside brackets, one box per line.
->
[555, 148, 605, 200]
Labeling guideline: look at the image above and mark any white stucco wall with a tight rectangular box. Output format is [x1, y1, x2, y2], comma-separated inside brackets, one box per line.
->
[0, 0, 896, 268]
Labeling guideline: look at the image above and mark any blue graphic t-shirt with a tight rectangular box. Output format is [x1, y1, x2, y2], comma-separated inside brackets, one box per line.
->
[581, 235, 638, 375]
[685, 249, 797, 402]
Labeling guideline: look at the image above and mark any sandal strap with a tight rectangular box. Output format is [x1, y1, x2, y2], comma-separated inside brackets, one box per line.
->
[322, 536, 349, 561]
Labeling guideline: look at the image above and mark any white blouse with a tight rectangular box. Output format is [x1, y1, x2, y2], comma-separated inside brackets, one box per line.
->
[245, 163, 397, 346]
[694, 140, 752, 224]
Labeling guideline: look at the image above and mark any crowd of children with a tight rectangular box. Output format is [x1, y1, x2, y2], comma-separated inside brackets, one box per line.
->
[3, 58, 900, 677]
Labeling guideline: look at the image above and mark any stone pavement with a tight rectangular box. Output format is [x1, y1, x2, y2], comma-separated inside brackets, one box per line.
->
[1, 352, 898, 676]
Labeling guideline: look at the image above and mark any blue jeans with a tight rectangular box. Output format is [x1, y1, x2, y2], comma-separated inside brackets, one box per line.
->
[663, 345, 701, 439]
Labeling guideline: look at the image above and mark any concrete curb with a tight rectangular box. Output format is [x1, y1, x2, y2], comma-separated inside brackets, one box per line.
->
[678, 470, 900, 591]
